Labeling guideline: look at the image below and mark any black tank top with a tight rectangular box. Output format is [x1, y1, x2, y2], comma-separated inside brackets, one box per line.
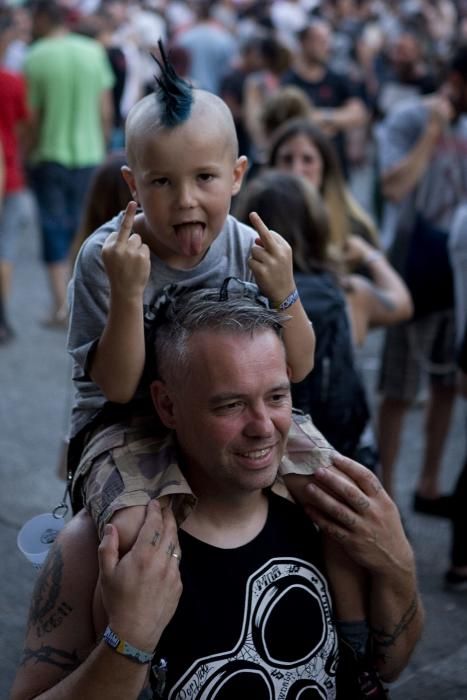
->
[150, 491, 339, 699]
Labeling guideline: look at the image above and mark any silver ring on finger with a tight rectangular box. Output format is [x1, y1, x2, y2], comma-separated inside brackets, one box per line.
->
[150, 531, 161, 547]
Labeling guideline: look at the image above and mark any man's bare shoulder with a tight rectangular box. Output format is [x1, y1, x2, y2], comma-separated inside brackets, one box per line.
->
[11, 511, 100, 700]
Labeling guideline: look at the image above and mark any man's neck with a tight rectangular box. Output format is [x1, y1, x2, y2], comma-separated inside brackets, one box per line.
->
[182, 490, 269, 549]
[45, 26, 68, 40]
[296, 56, 326, 82]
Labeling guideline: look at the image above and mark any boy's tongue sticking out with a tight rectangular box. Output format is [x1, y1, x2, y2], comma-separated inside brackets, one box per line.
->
[174, 222, 206, 257]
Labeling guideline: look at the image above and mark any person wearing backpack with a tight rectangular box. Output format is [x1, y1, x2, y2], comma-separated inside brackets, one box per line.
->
[234, 169, 413, 468]
[234, 169, 414, 696]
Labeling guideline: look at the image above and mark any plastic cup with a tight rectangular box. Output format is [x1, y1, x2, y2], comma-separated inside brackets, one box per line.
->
[17, 512, 65, 570]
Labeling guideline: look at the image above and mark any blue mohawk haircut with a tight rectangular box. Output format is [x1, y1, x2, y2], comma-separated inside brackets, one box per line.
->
[152, 40, 193, 127]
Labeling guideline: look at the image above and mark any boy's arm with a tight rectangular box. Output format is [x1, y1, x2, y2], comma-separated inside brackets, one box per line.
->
[11, 504, 182, 700]
[276, 297, 315, 382]
[89, 202, 151, 403]
[247, 212, 315, 382]
[301, 455, 424, 682]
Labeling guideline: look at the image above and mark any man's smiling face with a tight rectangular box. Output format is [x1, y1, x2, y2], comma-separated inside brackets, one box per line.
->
[154, 328, 292, 498]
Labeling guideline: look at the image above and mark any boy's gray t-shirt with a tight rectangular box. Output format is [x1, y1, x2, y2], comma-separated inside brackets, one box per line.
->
[67, 213, 257, 437]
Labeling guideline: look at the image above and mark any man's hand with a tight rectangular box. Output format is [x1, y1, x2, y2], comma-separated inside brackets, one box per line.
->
[300, 454, 414, 578]
[98, 500, 182, 653]
[101, 201, 151, 302]
[248, 211, 296, 305]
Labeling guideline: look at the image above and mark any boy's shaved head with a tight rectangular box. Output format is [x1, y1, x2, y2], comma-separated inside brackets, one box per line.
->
[125, 90, 239, 169]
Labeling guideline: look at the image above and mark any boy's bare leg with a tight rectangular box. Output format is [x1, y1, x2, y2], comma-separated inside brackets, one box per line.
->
[110, 505, 148, 555]
[283, 473, 368, 653]
[92, 505, 148, 636]
[323, 537, 367, 626]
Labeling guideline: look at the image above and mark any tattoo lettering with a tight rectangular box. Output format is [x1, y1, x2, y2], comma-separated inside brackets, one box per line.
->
[353, 495, 370, 511]
[28, 544, 64, 627]
[373, 481, 384, 494]
[27, 543, 73, 637]
[36, 601, 73, 638]
[20, 644, 80, 672]
[341, 512, 357, 527]
[370, 595, 419, 655]
[323, 524, 348, 542]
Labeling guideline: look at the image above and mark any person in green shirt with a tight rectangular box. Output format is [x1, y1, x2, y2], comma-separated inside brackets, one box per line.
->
[24, 0, 114, 326]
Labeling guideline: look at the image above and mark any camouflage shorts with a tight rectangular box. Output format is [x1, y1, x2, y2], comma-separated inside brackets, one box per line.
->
[72, 411, 334, 539]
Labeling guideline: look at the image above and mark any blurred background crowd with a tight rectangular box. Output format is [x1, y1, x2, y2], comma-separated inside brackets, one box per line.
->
[1, 0, 467, 593]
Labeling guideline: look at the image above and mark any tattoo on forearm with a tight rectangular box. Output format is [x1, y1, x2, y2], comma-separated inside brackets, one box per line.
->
[28, 544, 63, 624]
[20, 644, 80, 672]
[35, 601, 73, 638]
[27, 544, 73, 637]
[370, 595, 419, 653]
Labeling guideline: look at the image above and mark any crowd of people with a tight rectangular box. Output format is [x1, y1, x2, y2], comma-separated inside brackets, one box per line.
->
[1, 0, 467, 698]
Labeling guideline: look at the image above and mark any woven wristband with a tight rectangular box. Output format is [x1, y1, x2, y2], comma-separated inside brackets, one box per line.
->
[276, 288, 299, 311]
[103, 625, 154, 665]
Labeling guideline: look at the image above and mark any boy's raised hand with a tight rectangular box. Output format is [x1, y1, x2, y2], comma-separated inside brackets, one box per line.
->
[102, 201, 151, 301]
[248, 212, 295, 305]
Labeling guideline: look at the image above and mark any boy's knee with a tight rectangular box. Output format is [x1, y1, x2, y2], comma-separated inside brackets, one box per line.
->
[110, 505, 147, 555]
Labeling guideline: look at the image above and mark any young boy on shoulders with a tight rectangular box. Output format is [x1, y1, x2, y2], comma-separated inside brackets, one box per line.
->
[68, 46, 323, 543]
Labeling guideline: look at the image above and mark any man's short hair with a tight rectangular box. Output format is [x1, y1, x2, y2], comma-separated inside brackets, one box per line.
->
[154, 285, 287, 385]
[28, 0, 66, 25]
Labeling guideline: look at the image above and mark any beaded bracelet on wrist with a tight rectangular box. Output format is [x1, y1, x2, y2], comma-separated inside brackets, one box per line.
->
[275, 288, 299, 311]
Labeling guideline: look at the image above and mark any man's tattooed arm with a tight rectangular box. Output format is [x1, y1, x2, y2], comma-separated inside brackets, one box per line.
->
[27, 542, 74, 641]
[20, 644, 80, 672]
[369, 593, 422, 674]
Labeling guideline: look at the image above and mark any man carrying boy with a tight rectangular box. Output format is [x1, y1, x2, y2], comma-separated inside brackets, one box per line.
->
[12, 290, 423, 699]
[65, 47, 391, 682]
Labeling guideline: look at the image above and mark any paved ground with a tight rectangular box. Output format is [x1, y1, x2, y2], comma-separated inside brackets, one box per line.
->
[1, 191, 467, 698]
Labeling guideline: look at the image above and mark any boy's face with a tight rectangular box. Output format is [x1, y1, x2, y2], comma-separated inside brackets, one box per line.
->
[123, 119, 248, 270]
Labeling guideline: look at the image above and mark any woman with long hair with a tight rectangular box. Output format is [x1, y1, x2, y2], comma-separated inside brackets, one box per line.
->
[268, 117, 379, 261]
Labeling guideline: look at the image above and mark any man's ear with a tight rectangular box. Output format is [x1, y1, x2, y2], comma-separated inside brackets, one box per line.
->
[231, 155, 249, 195]
[150, 380, 177, 429]
[121, 165, 138, 201]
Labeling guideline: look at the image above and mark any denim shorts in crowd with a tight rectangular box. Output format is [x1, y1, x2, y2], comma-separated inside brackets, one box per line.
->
[30, 162, 95, 263]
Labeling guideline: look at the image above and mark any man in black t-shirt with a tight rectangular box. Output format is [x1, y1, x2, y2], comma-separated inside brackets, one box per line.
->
[282, 18, 368, 176]
[12, 290, 423, 700]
